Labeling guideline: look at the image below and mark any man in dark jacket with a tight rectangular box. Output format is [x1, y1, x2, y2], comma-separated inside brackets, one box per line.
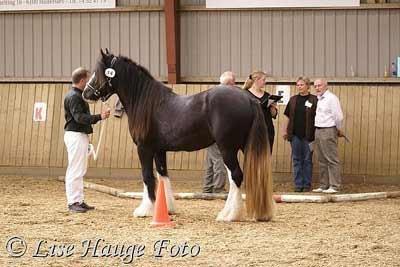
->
[283, 77, 318, 192]
[64, 67, 110, 213]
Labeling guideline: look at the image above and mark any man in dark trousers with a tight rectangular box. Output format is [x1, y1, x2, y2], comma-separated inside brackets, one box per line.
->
[202, 71, 236, 194]
[64, 67, 110, 213]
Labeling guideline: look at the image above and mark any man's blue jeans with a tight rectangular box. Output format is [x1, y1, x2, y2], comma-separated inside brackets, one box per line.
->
[291, 135, 313, 190]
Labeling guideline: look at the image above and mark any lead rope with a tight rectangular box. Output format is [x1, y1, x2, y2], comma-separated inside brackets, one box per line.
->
[89, 101, 110, 161]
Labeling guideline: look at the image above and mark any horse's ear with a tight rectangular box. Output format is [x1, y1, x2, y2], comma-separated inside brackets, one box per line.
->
[100, 48, 106, 58]
[105, 48, 110, 55]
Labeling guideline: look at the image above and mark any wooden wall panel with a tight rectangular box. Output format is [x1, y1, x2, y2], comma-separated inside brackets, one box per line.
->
[110, 13, 120, 62]
[389, 10, 400, 65]
[22, 84, 36, 166]
[0, 15, 4, 77]
[375, 87, 386, 175]
[42, 15, 53, 77]
[293, 11, 304, 76]
[359, 85, 370, 174]
[303, 11, 315, 76]
[230, 11, 241, 75]
[390, 87, 400, 175]
[272, 11, 283, 77]
[209, 12, 221, 75]
[314, 12, 325, 77]
[367, 86, 378, 174]
[325, 11, 336, 77]
[52, 14, 62, 77]
[250, 12, 261, 70]
[149, 12, 161, 77]
[9, 84, 23, 165]
[179, 9, 400, 80]
[351, 85, 362, 174]
[15, 84, 29, 166]
[240, 12, 252, 75]
[0, 83, 400, 178]
[61, 14, 72, 77]
[30, 84, 42, 166]
[5, 14, 14, 77]
[382, 86, 393, 175]
[336, 11, 346, 77]
[282, 11, 294, 77]
[139, 12, 151, 71]
[49, 84, 63, 167]
[379, 10, 390, 77]
[36, 84, 49, 166]
[0, 10, 166, 80]
[14, 15, 24, 77]
[198, 12, 209, 76]
[368, 10, 380, 77]
[3, 84, 16, 165]
[23, 14, 33, 77]
[0, 8, 400, 81]
[346, 11, 357, 77]
[0, 84, 10, 164]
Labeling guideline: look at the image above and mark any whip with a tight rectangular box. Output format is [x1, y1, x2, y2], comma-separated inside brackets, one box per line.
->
[88, 102, 110, 160]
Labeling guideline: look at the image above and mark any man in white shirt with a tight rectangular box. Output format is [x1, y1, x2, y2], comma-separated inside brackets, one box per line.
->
[312, 79, 344, 194]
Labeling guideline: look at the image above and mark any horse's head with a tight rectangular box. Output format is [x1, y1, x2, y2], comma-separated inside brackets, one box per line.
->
[83, 48, 118, 102]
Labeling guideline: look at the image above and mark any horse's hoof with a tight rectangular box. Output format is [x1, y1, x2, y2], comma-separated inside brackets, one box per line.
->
[216, 208, 228, 221]
[255, 215, 273, 222]
[133, 207, 153, 217]
[216, 213, 225, 222]
[168, 210, 176, 215]
[216, 209, 243, 222]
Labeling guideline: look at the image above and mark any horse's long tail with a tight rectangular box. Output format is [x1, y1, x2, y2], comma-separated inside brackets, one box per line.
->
[243, 103, 275, 221]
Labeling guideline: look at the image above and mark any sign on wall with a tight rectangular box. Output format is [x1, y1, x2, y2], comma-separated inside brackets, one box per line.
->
[0, 0, 115, 11]
[206, 0, 359, 8]
[33, 102, 47, 122]
[275, 85, 290, 105]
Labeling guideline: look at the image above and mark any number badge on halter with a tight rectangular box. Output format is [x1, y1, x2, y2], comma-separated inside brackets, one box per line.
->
[105, 68, 116, 78]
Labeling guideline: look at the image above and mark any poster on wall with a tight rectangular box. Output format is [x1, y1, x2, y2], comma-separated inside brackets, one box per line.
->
[0, 0, 115, 11]
[206, 0, 359, 8]
[33, 102, 47, 122]
[275, 85, 290, 106]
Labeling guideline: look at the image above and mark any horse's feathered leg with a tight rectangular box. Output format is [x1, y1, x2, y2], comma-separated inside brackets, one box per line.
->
[216, 149, 245, 222]
[155, 151, 175, 215]
[133, 146, 155, 217]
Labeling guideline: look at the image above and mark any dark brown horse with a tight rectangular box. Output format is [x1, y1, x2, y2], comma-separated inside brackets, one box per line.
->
[83, 49, 274, 221]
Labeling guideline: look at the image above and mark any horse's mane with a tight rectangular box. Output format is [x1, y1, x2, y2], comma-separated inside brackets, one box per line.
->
[114, 56, 172, 143]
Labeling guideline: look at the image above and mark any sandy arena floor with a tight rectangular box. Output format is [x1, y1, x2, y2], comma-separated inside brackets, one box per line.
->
[1, 175, 400, 267]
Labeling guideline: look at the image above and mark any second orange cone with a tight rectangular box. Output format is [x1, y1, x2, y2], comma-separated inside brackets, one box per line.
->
[150, 178, 175, 227]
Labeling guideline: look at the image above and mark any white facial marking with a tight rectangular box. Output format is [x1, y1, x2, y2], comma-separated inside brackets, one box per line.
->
[104, 68, 116, 78]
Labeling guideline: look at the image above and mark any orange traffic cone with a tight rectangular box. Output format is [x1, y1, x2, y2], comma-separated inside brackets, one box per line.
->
[150, 178, 175, 227]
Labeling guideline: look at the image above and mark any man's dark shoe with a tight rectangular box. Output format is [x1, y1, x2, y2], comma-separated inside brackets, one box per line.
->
[294, 188, 303, 192]
[213, 189, 228, 194]
[68, 203, 87, 213]
[81, 202, 95, 210]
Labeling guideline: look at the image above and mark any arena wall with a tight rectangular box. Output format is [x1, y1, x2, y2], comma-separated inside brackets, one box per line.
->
[1, 5, 400, 81]
[0, 82, 399, 180]
[0, 3, 399, 181]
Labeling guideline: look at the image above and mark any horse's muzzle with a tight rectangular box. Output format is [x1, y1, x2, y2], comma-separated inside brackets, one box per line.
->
[82, 86, 100, 103]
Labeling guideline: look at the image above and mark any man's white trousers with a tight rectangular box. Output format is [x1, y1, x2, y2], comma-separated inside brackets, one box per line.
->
[64, 131, 89, 205]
